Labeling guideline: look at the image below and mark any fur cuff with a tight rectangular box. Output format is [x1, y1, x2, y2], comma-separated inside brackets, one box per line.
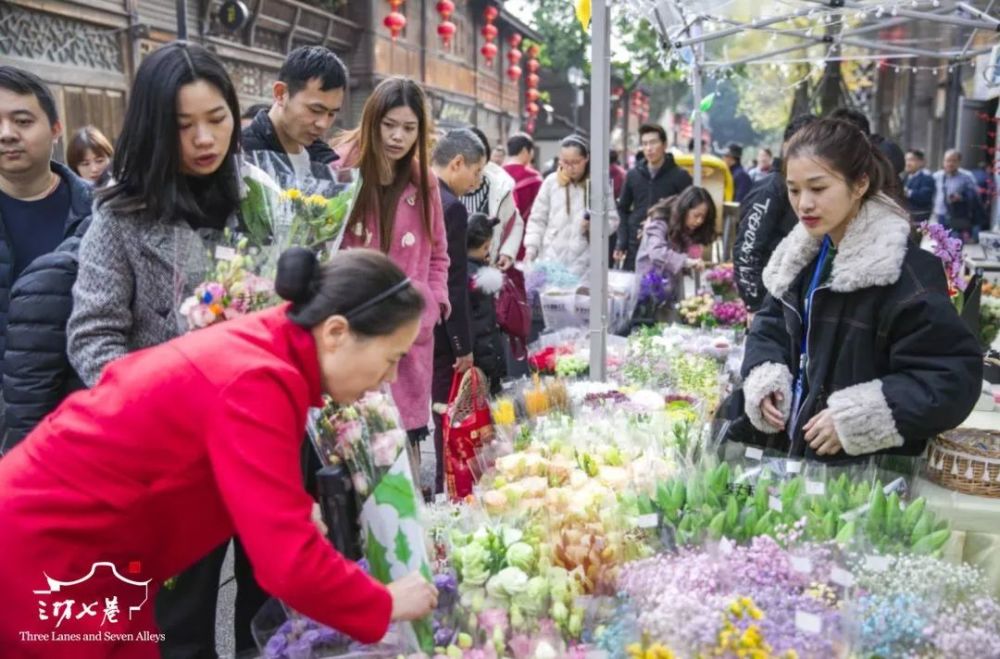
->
[827, 379, 904, 456]
[743, 362, 793, 434]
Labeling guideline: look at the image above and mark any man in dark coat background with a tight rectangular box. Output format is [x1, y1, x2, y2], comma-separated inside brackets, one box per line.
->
[614, 123, 693, 271]
[429, 129, 485, 494]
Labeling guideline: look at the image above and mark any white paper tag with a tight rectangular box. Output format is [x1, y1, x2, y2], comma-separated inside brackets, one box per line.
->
[790, 556, 813, 573]
[214, 245, 237, 261]
[745, 446, 764, 461]
[786, 460, 803, 474]
[719, 537, 735, 555]
[830, 567, 855, 587]
[636, 513, 659, 529]
[769, 495, 783, 513]
[883, 477, 906, 495]
[795, 611, 822, 634]
[865, 555, 892, 572]
[434, 493, 447, 504]
[806, 480, 826, 496]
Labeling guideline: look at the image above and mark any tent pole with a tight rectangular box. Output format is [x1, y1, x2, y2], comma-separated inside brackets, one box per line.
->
[589, 0, 611, 381]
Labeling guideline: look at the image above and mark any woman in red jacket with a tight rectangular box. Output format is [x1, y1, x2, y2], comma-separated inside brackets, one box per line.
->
[0, 249, 438, 658]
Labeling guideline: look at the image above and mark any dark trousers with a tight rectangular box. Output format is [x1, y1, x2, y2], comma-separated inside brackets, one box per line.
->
[156, 538, 269, 659]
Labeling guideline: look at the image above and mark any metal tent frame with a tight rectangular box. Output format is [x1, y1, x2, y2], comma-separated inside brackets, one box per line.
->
[586, 0, 1000, 378]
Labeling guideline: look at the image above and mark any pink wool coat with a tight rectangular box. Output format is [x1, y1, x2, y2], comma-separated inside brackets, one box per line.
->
[335, 143, 450, 431]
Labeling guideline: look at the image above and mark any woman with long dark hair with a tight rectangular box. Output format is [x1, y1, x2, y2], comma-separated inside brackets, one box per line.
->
[739, 118, 981, 460]
[65, 41, 271, 657]
[1, 250, 439, 658]
[333, 77, 449, 448]
[634, 186, 717, 307]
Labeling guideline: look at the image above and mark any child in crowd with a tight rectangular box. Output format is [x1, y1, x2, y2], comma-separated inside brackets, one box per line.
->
[466, 213, 506, 394]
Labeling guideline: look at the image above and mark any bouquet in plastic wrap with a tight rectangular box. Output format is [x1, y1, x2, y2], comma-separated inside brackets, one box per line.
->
[242, 151, 360, 257]
[307, 390, 435, 653]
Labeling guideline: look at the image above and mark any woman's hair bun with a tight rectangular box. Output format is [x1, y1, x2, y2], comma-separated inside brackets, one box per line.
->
[275, 247, 319, 304]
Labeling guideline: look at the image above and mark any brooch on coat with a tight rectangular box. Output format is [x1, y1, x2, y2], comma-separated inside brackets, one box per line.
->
[401, 232, 416, 248]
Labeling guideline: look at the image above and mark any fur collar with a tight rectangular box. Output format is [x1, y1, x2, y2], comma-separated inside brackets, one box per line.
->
[762, 193, 911, 298]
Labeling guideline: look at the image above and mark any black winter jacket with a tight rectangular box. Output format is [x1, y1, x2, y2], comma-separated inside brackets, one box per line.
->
[1, 218, 91, 451]
[734, 173, 798, 312]
[241, 109, 339, 182]
[434, 182, 472, 361]
[615, 155, 692, 270]
[467, 259, 505, 393]
[0, 162, 91, 387]
[737, 195, 982, 462]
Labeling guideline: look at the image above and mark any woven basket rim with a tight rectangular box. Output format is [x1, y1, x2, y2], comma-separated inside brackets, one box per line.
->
[935, 429, 1000, 459]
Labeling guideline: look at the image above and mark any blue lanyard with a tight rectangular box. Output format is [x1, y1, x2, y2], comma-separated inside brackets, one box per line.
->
[800, 236, 831, 357]
[789, 237, 831, 439]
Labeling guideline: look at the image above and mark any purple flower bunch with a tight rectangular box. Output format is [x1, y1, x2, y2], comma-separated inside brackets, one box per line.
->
[711, 299, 747, 327]
[617, 537, 843, 656]
[638, 270, 671, 305]
[263, 616, 348, 659]
[705, 264, 738, 299]
[919, 221, 968, 293]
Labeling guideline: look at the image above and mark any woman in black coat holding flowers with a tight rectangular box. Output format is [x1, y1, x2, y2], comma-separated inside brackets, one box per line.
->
[739, 119, 982, 462]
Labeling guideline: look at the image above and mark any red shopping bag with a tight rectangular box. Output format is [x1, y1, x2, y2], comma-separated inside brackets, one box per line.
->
[443, 367, 494, 500]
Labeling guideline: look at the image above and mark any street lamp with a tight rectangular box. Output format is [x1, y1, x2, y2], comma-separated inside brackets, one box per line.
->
[567, 66, 586, 132]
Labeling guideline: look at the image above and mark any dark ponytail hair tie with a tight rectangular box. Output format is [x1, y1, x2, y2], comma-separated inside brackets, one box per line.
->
[343, 278, 413, 319]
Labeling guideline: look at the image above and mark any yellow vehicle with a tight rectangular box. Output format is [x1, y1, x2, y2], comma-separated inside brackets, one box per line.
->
[671, 152, 734, 231]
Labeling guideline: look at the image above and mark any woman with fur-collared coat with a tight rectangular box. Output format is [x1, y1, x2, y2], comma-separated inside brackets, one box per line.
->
[739, 119, 982, 462]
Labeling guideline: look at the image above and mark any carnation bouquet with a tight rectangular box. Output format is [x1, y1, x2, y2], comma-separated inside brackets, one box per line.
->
[307, 390, 435, 653]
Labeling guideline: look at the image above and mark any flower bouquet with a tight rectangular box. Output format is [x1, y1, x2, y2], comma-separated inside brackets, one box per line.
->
[242, 151, 360, 257]
[918, 221, 968, 312]
[704, 263, 739, 300]
[308, 390, 435, 653]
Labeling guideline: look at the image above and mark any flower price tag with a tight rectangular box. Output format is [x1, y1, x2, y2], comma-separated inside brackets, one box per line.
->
[745, 446, 764, 461]
[214, 245, 237, 261]
[865, 555, 892, 573]
[636, 513, 659, 529]
[790, 556, 813, 574]
[830, 567, 855, 588]
[805, 480, 826, 496]
[786, 460, 803, 474]
[795, 611, 823, 635]
[769, 495, 783, 513]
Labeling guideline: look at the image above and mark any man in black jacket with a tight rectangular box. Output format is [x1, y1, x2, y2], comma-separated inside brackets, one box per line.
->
[429, 129, 485, 494]
[734, 114, 817, 313]
[0, 67, 92, 451]
[241, 46, 345, 182]
[614, 123, 693, 271]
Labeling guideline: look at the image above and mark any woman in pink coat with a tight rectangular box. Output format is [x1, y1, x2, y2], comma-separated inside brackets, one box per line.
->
[334, 78, 449, 445]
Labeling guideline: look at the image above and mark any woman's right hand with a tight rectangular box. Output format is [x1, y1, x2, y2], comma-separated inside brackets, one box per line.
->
[388, 573, 438, 621]
[685, 257, 706, 272]
[760, 391, 786, 430]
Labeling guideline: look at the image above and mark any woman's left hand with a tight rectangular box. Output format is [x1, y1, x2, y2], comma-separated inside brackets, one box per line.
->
[312, 502, 328, 536]
[803, 409, 844, 456]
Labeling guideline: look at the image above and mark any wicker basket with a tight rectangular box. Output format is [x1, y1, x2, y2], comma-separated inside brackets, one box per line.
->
[924, 429, 1000, 498]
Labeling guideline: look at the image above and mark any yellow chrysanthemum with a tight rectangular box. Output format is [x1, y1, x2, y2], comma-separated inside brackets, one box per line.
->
[286, 188, 302, 200]
[307, 194, 327, 206]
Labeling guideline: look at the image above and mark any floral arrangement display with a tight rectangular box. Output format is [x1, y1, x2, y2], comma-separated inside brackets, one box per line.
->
[177, 233, 276, 330]
[918, 221, 968, 312]
[677, 264, 748, 329]
[307, 391, 435, 653]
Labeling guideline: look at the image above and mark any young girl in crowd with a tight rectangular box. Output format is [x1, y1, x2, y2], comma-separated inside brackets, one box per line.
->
[634, 186, 717, 311]
[66, 41, 268, 657]
[334, 77, 449, 447]
[466, 213, 506, 394]
[740, 118, 982, 461]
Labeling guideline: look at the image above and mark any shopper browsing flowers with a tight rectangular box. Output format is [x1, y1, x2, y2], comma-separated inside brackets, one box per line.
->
[739, 118, 982, 460]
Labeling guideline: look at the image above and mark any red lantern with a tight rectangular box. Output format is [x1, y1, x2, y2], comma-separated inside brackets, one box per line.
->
[384, 11, 406, 40]
[507, 47, 522, 64]
[527, 102, 540, 115]
[526, 44, 540, 58]
[437, 20, 456, 45]
[507, 64, 522, 81]
[526, 117, 536, 134]
[508, 33, 522, 48]
[526, 59, 540, 74]
[435, 0, 454, 17]
[481, 23, 498, 41]
[484, 4, 498, 21]
[616, 107, 624, 119]
[481, 42, 498, 63]
[527, 73, 539, 88]
[526, 88, 540, 102]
